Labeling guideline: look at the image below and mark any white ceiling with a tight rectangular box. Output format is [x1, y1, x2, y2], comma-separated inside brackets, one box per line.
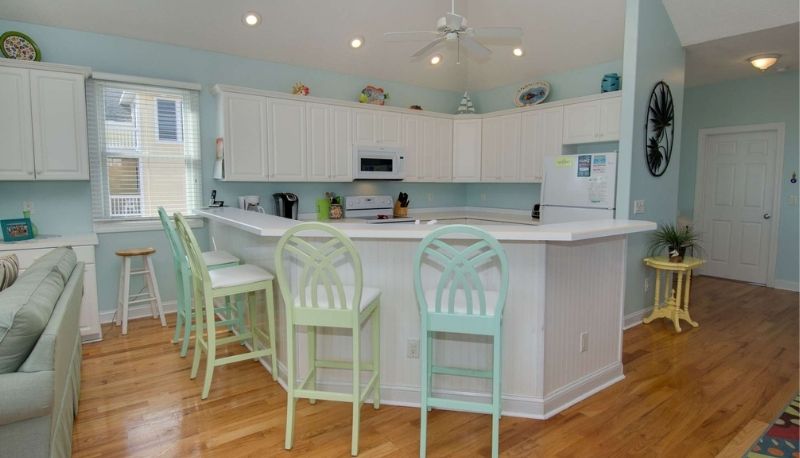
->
[0, 0, 626, 92]
[685, 23, 799, 87]
[662, 0, 799, 46]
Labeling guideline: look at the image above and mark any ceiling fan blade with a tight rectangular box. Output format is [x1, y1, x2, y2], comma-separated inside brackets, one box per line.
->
[445, 12, 465, 30]
[472, 26, 523, 40]
[411, 36, 447, 58]
[384, 31, 441, 42]
[459, 35, 491, 58]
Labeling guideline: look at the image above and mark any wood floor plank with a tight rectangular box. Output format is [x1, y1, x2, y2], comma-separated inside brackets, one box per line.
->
[72, 276, 798, 457]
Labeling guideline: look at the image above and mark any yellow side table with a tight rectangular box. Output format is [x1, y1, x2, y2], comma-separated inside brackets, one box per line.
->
[642, 256, 705, 332]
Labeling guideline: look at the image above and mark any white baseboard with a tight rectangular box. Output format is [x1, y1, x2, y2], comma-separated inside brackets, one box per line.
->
[99, 300, 178, 324]
[773, 279, 800, 292]
[623, 307, 652, 330]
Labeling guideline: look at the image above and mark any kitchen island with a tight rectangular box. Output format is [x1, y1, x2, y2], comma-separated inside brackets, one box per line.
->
[197, 207, 654, 419]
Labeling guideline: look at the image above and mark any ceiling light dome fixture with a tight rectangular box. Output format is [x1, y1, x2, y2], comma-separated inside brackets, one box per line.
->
[748, 54, 780, 71]
[242, 12, 261, 26]
[350, 36, 364, 49]
[512, 47, 524, 57]
[430, 54, 442, 65]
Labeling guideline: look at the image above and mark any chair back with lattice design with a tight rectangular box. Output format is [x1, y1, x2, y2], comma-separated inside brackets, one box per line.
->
[274, 222, 363, 319]
[414, 225, 509, 321]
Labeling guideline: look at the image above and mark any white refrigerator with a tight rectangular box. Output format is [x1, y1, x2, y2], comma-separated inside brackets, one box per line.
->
[540, 152, 618, 224]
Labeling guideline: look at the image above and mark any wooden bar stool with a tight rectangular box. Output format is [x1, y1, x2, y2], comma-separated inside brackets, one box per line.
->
[642, 256, 705, 332]
[115, 247, 166, 335]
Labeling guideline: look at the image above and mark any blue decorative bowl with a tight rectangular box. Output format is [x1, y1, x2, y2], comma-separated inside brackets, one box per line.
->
[601, 73, 620, 93]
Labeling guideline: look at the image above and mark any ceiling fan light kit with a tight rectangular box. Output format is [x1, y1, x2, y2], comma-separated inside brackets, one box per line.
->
[430, 54, 442, 65]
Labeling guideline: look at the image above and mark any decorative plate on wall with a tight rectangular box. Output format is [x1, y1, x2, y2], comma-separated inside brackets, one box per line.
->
[515, 81, 550, 107]
[644, 81, 674, 177]
[0, 31, 41, 61]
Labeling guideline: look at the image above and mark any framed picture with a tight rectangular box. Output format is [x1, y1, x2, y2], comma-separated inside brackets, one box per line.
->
[1, 218, 34, 242]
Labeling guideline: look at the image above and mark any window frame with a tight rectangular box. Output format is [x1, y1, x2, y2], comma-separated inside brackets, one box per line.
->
[154, 97, 183, 144]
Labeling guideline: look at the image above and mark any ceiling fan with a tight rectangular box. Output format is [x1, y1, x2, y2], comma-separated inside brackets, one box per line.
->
[384, 0, 522, 64]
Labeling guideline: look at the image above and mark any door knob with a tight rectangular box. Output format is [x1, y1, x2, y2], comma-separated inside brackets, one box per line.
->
[763, 213, 771, 219]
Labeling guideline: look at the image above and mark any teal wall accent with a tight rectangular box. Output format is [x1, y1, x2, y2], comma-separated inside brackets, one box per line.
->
[678, 71, 799, 286]
[617, 0, 686, 315]
[471, 60, 623, 113]
[465, 184, 540, 210]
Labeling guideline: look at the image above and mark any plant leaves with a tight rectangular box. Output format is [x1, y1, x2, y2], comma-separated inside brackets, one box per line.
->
[647, 136, 662, 172]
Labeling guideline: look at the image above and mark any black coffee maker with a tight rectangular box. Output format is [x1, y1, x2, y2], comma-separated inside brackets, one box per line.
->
[273, 193, 299, 219]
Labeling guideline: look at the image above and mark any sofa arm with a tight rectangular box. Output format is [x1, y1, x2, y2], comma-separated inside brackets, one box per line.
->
[0, 371, 53, 426]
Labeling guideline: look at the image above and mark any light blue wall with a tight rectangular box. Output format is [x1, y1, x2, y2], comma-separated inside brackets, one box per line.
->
[471, 60, 623, 113]
[678, 71, 799, 286]
[465, 183, 540, 210]
[617, 0, 686, 314]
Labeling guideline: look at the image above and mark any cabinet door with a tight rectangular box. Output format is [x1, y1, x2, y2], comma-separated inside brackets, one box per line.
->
[353, 109, 376, 145]
[498, 114, 521, 181]
[0, 67, 34, 180]
[562, 101, 600, 144]
[402, 115, 421, 181]
[435, 118, 453, 181]
[521, 107, 563, 182]
[376, 111, 403, 146]
[481, 117, 502, 181]
[452, 119, 482, 182]
[306, 103, 330, 181]
[268, 98, 306, 181]
[599, 97, 621, 141]
[330, 106, 353, 181]
[221, 93, 268, 181]
[79, 265, 102, 340]
[29, 70, 89, 180]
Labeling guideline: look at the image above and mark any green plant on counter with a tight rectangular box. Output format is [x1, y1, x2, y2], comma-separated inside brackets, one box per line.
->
[648, 223, 702, 262]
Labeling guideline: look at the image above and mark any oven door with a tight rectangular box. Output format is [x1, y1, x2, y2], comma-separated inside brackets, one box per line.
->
[354, 149, 404, 180]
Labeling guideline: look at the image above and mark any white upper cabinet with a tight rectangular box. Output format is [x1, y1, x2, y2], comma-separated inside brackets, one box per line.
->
[306, 103, 352, 182]
[354, 109, 403, 147]
[268, 98, 307, 181]
[0, 67, 34, 180]
[220, 92, 269, 181]
[520, 106, 563, 182]
[403, 114, 451, 182]
[0, 63, 89, 181]
[452, 118, 481, 182]
[562, 96, 621, 144]
[481, 114, 521, 181]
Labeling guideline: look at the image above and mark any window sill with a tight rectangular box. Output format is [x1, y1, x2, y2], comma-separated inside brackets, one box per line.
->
[93, 216, 204, 234]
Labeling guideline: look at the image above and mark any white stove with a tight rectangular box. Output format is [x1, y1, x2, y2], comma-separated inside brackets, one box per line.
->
[344, 195, 415, 224]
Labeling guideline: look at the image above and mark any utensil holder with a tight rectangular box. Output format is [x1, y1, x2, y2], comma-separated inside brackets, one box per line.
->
[329, 203, 343, 220]
[393, 202, 408, 218]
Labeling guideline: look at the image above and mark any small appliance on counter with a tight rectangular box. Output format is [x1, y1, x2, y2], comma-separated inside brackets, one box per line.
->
[540, 152, 618, 224]
[273, 192, 299, 219]
[531, 203, 541, 220]
[238, 195, 265, 213]
[344, 195, 415, 224]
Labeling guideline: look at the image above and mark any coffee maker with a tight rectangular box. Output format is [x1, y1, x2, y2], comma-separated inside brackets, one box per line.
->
[273, 193, 299, 219]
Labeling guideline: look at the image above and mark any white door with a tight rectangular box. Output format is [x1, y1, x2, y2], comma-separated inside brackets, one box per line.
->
[0, 67, 34, 180]
[330, 106, 353, 181]
[521, 107, 563, 182]
[268, 98, 306, 181]
[29, 70, 89, 180]
[452, 118, 482, 182]
[222, 93, 268, 181]
[306, 103, 330, 181]
[699, 127, 780, 284]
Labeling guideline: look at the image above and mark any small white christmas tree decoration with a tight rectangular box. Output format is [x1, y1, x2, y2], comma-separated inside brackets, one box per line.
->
[456, 91, 475, 114]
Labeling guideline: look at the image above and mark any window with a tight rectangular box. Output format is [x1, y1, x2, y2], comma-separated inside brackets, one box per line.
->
[88, 79, 201, 222]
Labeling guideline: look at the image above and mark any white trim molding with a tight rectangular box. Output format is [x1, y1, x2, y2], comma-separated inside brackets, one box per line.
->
[91, 72, 202, 91]
[693, 122, 786, 287]
[623, 307, 653, 329]
[773, 279, 800, 292]
[99, 300, 178, 324]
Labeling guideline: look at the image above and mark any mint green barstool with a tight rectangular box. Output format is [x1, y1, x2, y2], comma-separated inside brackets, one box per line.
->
[274, 222, 380, 457]
[158, 207, 240, 357]
[174, 212, 278, 399]
[413, 225, 509, 458]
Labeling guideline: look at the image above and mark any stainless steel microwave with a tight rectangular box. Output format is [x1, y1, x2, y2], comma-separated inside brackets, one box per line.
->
[353, 145, 405, 180]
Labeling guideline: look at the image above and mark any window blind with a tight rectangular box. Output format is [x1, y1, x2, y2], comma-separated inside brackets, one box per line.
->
[87, 79, 202, 221]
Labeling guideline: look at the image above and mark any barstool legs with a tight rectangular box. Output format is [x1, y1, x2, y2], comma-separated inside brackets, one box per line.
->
[116, 252, 166, 335]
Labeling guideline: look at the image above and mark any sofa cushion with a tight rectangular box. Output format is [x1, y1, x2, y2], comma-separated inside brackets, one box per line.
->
[0, 268, 65, 373]
[0, 254, 20, 292]
[21, 247, 76, 284]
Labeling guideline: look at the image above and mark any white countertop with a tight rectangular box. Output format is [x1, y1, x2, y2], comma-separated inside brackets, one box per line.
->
[196, 207, 656, 242]
[0, 233, 99, 250]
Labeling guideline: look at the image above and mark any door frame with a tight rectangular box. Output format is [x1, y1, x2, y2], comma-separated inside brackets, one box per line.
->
[693, 122, 785, 287]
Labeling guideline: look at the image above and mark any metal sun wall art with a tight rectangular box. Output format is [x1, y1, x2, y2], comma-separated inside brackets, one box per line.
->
[645, 81, 674, 177]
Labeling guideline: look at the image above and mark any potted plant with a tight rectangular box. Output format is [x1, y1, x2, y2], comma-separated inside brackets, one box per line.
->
[648, 223, 701, 262]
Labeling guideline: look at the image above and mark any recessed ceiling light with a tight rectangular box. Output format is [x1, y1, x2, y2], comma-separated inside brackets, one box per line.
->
[350, 36, 364, 48]
[243, 12, 261, 26]
[430, 54, 442, 65]
[748, 54, 780, 71]
[512, 47, 524, 57]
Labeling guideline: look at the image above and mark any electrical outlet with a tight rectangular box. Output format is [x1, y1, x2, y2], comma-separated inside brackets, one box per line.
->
[22, 201, 33, 213]
[427, 193, 433, 202]
[633, 200, 646, 214]
[407, 339, 420, 359]
[579, 332, 588, 353]
[481, 193, 487, 202]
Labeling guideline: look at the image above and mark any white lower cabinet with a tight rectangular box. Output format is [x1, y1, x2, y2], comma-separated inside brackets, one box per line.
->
[403, 115, 452, 182]
[306, 103, 352, 182]
[1, 236, 102, 342]
[521, 106, 563, 182]
[452, 119, 481, 182]
[481, 114, 521, 181]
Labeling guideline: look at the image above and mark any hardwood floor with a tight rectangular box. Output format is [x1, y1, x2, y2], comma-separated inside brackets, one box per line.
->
[72, 276, 798, 457]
